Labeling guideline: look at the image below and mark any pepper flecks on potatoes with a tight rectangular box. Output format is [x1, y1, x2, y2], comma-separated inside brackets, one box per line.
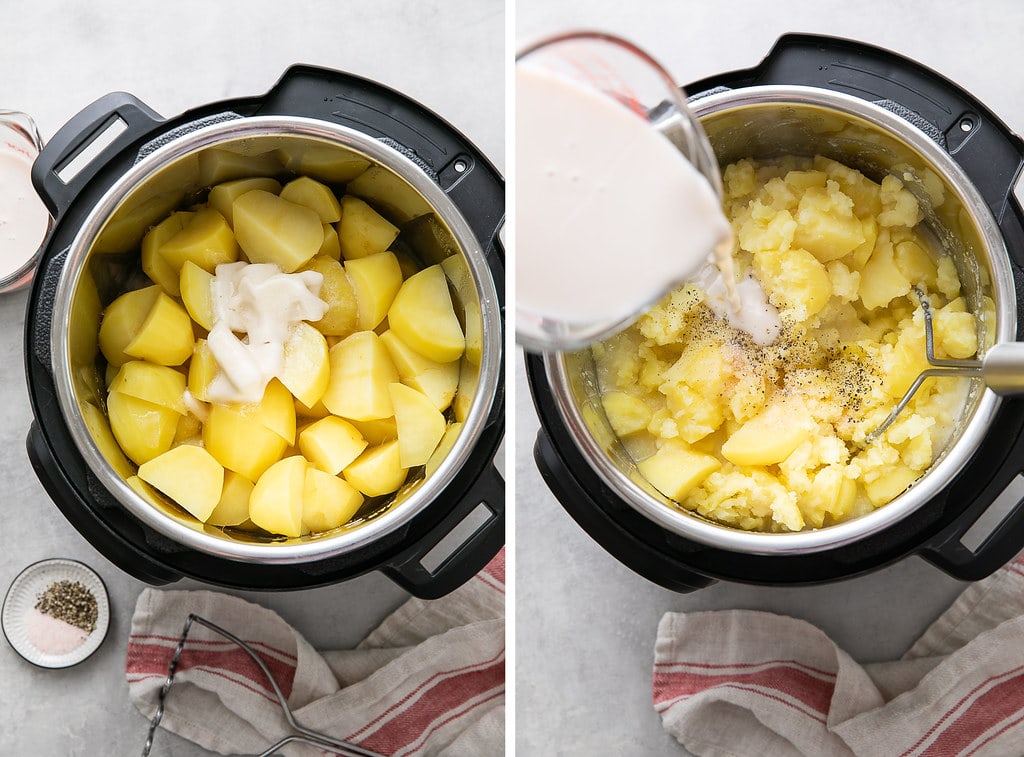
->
[98, 168, 466, 537]
[596, 155, 978, 532]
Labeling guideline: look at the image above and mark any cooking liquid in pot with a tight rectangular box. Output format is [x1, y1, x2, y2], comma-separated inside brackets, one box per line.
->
[0, 141, 49, 281]
[516, 65, 779, 343]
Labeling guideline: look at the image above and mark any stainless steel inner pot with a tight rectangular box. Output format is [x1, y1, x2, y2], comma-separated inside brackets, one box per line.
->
[544, 85, 1016, 555]
[52, 115, 502, 563]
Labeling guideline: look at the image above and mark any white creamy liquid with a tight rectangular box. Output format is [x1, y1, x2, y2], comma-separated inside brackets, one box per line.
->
[0, 145, 50, 281]
[694, 264, 782, 346]
[516, 65, 733, 326]
[206, 262, 328, 403]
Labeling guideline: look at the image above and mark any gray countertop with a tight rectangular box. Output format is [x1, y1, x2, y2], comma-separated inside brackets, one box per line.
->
[514, 1, 1024, 755]
[0, 1, 502, 754]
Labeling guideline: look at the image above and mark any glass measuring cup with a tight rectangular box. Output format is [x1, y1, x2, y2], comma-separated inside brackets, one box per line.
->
[515, 31, 725, 352]
[0, 110, 51, 293]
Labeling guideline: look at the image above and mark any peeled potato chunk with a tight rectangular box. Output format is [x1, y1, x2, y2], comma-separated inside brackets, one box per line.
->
[380, 330, 459, 411]
[301, 256, 358, 337]
[206, 470, 255, 527]
[159, 208, 239, 274]
[280, 176, 342, 223]
[299, 416, 368, 475]
[99, 285, 162, 367]
[208, 177, 282, 226]
[280, 322, 330, 408]
[389, 383, 446, 468]
[321, 331, 399, 421]
[721, 405, 811, 466]
[338, 195, 399, 260]
[234, 378, 297, 445]
[187, 339, 217, 402]
[179, 261, 215, 331]
[347, 251, 403, 330]
[426, 422, 462, 477]
[318, 223, 341, 260]
[638, 441, 721, 501]
[138, 445, 225, 523]
[233, 190, 323, 273]
[203, 404, 289, 482]
[197, 148, 282, 186]
[141, 211, 193, 295]
[302, 467, 364, 532]
[108, 360, 187, 415]
[388, 265, 465, 363]
[249, 455, 306, 537]
[108, 390, 179, 466]
[343, 439, 407, 497]
[124, 291, 195, 366]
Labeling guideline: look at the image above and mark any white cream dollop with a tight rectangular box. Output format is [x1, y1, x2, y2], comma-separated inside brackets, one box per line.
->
[206, 262, 328, 403]
[694, 263, 782, 346]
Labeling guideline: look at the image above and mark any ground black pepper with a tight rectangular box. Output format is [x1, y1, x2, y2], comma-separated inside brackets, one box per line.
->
[35, 580, 98, 634]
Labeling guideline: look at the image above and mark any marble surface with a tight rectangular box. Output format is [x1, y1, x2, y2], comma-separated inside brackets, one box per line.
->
[0, 1, 502, 755]
[514, 1, 1024, 755]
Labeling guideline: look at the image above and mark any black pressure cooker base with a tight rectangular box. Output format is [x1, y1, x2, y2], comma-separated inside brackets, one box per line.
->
[24, 65, 505, 598]
[526, 33, 1024, 593]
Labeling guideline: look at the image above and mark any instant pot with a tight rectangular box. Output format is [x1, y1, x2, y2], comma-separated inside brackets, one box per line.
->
[25, 65, 504, 598]
[527, 34, 1024, 591]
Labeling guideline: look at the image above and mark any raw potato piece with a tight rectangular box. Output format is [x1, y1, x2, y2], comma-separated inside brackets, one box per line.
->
[280, 177, 342, 223]
[206, 471, 255, 527]
[122, 289, 195, 366]
[280, 322, 330, 407]
[299, 416, 368, 475]
[179, 261, 215, 331]
[249, 456, 306, 537]
[388, 265, 465, 363]
[338, 195, 399, 260]
[321, 331, 400, 421]
[388, 383, 446, 468]
[347, 251, 403, 330]
[302, 467, 364, 532]
[343, 439, 407, 497]
[208, 177, 282, 226]
[233, 190, 323, 273]
[107, 391, 179, 465]
[159, 208, 239, 274]
[138, 445, 225, 522]
[380, 330, 459, 411]
[108, 361, 187, 415]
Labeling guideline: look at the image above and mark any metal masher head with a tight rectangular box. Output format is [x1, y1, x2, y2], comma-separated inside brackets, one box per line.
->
[143, 614, 385, 757]
[867, 286, 1024, 443]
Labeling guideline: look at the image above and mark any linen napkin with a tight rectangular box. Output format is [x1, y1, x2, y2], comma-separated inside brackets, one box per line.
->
[126, 549, 504, 756]
[653, 551, 1024, 757]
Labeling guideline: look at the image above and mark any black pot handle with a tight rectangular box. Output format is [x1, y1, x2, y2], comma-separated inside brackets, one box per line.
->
[690, 33, 1024, 222]
[917, 472, 1024, 581]
[533, 431, 714, 594]
[32, 92, 164, 220]
[382, 463, 504, 600]
[26, 422, 180, 586]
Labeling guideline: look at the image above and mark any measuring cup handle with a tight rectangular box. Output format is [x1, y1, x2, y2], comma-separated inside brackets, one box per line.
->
[32, 92, 164, 219]
[381, 463, 504, 599]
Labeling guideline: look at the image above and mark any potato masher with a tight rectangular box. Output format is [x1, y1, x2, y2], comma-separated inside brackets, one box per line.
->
[867, 287, 1024, 443]
[142, 614, 385, 757]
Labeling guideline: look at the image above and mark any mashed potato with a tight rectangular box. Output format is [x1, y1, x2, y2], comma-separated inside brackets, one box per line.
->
[594, 155, 984, 532]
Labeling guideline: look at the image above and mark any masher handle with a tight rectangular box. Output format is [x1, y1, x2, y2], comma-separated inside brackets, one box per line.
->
[984, 342, 1024, 394]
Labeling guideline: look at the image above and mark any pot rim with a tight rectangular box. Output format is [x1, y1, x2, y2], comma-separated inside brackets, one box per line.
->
[544, 84, 1016, 555]
[51, 115, 502, 564]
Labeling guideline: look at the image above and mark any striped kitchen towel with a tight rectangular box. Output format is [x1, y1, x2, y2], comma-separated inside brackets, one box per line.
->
[126, 549, 504, 756]
[653, 551, 1024, 757]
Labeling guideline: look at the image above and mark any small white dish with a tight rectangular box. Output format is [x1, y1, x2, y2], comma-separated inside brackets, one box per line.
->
[2, 559, 110, 668]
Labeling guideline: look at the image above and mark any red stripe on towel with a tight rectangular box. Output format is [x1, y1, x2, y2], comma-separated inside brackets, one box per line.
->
[350, 655, 505, 754]
[920, 669, 1024, 756]
[126, 639, 296, 700]
[653, 664, 835, 718]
